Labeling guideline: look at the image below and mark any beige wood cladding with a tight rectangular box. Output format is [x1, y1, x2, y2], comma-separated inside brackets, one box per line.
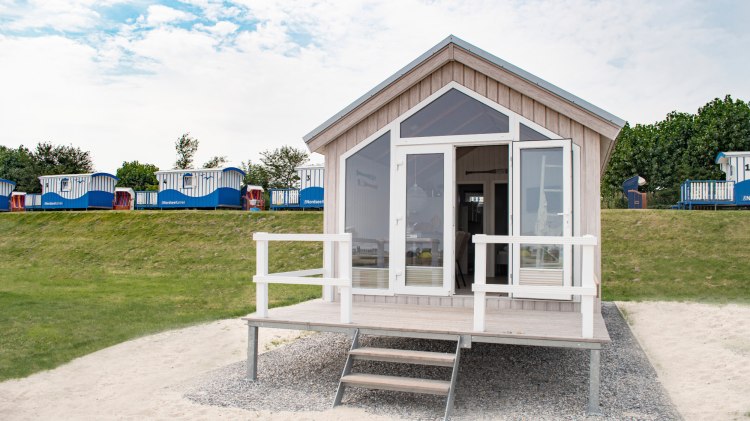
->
[320, 46, 613, 278]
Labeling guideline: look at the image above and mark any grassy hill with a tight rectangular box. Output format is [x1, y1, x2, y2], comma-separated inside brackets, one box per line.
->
[0, 209, 748, 381]
[0, 211, 323, 381]
[602, 210, 750, 302]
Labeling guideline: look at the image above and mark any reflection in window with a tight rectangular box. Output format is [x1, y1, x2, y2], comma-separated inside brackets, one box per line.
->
[520, 123, 551, 141]
[60, 178, 70, 191]
[520, 148, 563, 270]
[405, 153, 444, 287]
[401, 89, 510, 138]
[345, 132, 390, 289]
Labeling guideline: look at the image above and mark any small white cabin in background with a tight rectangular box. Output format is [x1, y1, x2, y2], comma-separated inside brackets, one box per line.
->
[716, 151, 750, 183]
[154, 167, 245, 209]
[246, 35, 625, 418]
[296, 163, 325, 189]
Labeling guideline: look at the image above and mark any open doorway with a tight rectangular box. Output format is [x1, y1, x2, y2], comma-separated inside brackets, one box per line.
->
[455, 145, 509, 294]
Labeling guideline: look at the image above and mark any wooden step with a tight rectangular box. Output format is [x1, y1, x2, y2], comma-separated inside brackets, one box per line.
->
[350, 347, 455, 367]
[341, 373, 451, 396]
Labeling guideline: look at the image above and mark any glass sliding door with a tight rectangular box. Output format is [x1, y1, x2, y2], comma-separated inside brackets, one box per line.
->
[393, 145, 453, 294]
[512, 139, 572, 299]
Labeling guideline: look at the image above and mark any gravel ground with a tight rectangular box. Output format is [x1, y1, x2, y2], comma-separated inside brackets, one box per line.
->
[186, 303, 680, 420]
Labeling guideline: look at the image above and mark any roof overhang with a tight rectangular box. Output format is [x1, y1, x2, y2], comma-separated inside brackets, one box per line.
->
[716, 151, 750, 164]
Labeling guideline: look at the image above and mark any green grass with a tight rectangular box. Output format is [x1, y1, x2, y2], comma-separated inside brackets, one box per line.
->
[0, 210, 323, 381]
[602, 209, 750, 303]
[1, 209, 748, 381]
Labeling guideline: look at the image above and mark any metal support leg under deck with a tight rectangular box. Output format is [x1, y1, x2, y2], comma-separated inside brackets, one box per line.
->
[588, 349, 601, 415]
[247, 325, 259, 381]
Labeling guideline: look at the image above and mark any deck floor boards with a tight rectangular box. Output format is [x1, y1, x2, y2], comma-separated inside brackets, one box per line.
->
[244, 299, 610, 345]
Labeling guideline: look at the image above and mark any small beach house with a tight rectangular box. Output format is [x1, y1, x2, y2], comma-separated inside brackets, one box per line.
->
[0, 179, 16, 212]
[246, 35, 625, 418]
[38, 173, 119, 210]
[154, 167, 246, 209]
[678, 151, 750, 209]
[269, 164, 325, 210]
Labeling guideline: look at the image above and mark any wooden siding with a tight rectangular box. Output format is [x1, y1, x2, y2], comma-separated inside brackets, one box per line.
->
[322, 58, 610, 280]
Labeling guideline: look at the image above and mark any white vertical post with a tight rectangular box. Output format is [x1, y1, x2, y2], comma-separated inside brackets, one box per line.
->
[322, 240, 334, 302]
[338, 235, 353, 323]
[581, 237, 595, 338]
[473, 235, 487, 332]
[255, 236, 269, 318]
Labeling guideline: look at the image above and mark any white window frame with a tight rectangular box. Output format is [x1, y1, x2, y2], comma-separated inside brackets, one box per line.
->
[511, 138, 573, 300]
[337, 81, 570, 297]
[339, 125, 395, 296]
[60, 178, 70, 192]
[183, 174, 194, 189]
[391, 143, 455, 296]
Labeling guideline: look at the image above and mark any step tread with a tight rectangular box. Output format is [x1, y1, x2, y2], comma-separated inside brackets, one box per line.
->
[350, 347, 455, 367]
[341, 373, 450, 395]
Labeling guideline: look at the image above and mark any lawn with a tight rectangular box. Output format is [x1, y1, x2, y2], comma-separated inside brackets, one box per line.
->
[1, 209, 747, 381]
[602, 209, 750, 302]
[0, 211, 323, 381]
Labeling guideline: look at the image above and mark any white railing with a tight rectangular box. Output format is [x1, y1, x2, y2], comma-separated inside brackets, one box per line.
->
[472, 234, 598, 338]
[253, 232, 353, 323]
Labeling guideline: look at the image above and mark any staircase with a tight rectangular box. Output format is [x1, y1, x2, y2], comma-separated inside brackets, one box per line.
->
[332, 330, 462, 420]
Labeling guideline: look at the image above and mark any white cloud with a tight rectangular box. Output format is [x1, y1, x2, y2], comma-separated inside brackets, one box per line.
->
[0, 0, 749, 173]
[141, 4, 196, 27]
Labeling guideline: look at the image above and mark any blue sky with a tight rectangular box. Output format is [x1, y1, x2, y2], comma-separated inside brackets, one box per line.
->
[1, 0, 749, 172]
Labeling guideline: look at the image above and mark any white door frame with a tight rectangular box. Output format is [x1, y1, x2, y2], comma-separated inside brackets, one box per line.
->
[511, 139, 573, 299]
[391, 143, 455, 296]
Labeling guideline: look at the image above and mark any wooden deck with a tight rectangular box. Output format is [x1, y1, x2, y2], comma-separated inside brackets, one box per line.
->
[244, 299, 610, 349]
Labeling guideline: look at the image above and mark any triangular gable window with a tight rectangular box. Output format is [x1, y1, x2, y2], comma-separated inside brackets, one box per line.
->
[519, 123, 551, 141]
[400, 89, 509, 138]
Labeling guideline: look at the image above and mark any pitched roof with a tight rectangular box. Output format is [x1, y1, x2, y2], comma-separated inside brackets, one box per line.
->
[304, 35, 625, 144]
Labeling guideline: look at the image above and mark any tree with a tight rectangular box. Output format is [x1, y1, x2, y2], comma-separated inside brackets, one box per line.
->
[683, 96, 750, 181]
[259, 146, 308, 188]
[0, 145, 38, 192]
[203, 156, 228, 168]
[602, 95, 750, 208]
[241, 160, 270, 189]
[0, 142, 95, 193]
[116, 161, 159, 191]
[174, 133, 199, 169]
[33, 142, 94, 176]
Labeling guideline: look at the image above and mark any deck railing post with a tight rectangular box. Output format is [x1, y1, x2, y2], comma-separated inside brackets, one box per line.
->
[473, 235, 487, 332]
[338, 234, 353, 323]
[580, 237, 595, 339]
[255, 235, 269, 318]
[322, 240, 334, 302]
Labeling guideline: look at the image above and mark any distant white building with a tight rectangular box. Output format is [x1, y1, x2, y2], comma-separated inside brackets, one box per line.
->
[716, 151, 750, 183]
[296, 163, 324, 189]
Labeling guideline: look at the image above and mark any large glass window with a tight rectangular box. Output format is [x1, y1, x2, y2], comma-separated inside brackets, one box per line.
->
[520, 148, 564, 270]
[345, 132, 390, 289]
[400, 89, 509, 138]
[405, 153, 444, 287]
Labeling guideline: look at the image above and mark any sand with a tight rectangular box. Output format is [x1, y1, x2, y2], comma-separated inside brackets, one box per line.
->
[617, 301, 750, 421]
[2, 302, 748, 420]
[0, 315, 389, 421]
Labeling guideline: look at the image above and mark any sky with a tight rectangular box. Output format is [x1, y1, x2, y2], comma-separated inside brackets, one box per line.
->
[1, 0, 749, 173]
